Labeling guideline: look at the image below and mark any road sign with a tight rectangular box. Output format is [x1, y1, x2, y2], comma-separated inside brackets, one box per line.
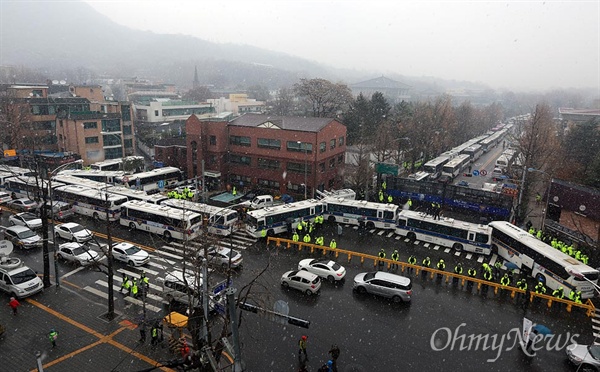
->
[480, 169, 488, 176]
[472, 170, 480, 177]
[157, 180, 165, 189]
[376, 163, 399, 175]
[122, 176, 130, 183]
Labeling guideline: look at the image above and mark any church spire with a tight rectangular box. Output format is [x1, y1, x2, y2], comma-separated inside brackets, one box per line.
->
[193, 66, 199, 89]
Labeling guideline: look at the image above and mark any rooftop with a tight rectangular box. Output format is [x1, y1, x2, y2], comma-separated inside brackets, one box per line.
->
[229, 114, 339, 132]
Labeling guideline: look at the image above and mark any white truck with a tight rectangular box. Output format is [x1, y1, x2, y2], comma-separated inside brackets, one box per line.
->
[241, 195, 285, 210]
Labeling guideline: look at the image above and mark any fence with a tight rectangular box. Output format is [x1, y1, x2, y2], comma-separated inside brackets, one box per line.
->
[266, 237, 595, 317]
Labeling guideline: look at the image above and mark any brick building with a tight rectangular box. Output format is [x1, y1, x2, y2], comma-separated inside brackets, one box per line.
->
[186, 114, 347, 198]
[154, 138, 187, 174]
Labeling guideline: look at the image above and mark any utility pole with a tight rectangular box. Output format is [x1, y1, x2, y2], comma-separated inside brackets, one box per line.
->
[104, 184, 115, 320]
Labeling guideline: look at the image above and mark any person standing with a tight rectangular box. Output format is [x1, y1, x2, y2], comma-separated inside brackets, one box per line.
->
[329, 344, 340, 371]
[49, 328, 58, 348]
[120, 273, 129, 294]
[298, 335, 308, 360]
[131, 278, 139, 299]
[139, 323, 147, 343]
[378, 249, 386, 270]
[337, 224, 342, 238]
[140, 271, 149, 290]
[8, 297, 20, 315]
[329, 239, 337, 257]
[151, 323, 159, 346]
[391, 249, 399, 270]
[408, 255, 417, 274]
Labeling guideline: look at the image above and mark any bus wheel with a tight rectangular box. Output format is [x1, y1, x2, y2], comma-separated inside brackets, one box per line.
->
[129, 222, 136, 230]
[535, 274, 546, 285]
[366, 221, 375, 229]
[328, 216, 336, 223]
[407, 232, 416, 241]
[163, 231, 172, 240]
[491, 244, 499, 255]
[453, 243, 463, 252]
[267, 229, 275, 237]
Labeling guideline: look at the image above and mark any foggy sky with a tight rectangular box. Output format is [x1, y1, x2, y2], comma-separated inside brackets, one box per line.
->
[85, 0, 599, 92]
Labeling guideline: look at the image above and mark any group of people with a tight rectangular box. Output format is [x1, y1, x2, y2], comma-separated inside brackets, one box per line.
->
[120, 272, 150, 298]
[139, 320, 164, 347]
[528, 226, 589, 265]
[166, 187, 194, 200]
[297, 335, 340, 372]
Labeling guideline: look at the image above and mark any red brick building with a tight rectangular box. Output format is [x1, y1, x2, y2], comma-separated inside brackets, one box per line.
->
[186, 114, 346, 198]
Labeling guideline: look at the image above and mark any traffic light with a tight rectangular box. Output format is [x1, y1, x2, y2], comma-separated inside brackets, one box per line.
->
[287, 316, 310, 329]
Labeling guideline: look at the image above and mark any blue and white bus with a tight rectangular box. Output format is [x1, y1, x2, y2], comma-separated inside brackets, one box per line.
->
[120, 200, 202, 241]
[395, 210, 492, 254]
[4, 177, 57, 200]
[245, 199, 324, 238]
[441, 154, 470, 179]
[117, 167, 183, 192]
[53, 184, 127, 221]
[161, 199, 239, 236]
[323, 198, 399, 230]
[423, 156, 450, 180]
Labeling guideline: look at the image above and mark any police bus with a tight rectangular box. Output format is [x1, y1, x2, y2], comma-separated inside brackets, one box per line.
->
[461, 144, 483, 163]
[489, 221, 599, 299]
[90, 156, 145, 172]
[245, 199, 324, 238]
[441, 154, 470, 179]
[395, 210, 492, 254]
[117, 167, 183, 192]
[161, 199, 239, 236]
[4, 177, 57, 200]
[120, 200, 202, 241]
[423, 156, 450, 180]
[53, 184, 128, 221]
[59, 169, 126, 184]
[323, 198, 399, 230]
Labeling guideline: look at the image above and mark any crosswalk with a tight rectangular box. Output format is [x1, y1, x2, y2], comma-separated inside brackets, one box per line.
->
[592, 310, 600, 344]
[79, 230, 256, 313]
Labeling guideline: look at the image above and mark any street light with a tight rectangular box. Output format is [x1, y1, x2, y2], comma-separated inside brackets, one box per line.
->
[48, 159, 84, 287]
[527, 168, 552, 230]
[297, 141, 308, 200]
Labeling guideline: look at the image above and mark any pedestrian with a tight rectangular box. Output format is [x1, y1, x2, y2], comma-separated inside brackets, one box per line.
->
[298, 335, 308, 359]
[151, 323, 159, 346]
[124, 275, 132, 296]
[180, 338, 190, 359]
[378, 249, 386, 269]
[337, 224, 342, 238]
[329, 239, 337, 257]
[453, 263, 463, 285]
[140, 271, 149, 289]
[120, 273, 129, 294]
[329, 344, 340, 370]
[139, 323, 147, 343]
[391, 249, 399, 270]
[535, 192, 541, 205]
[8, 296, 20, 315]
[131, 278, 139, 298]
[49, 328, 58, 348]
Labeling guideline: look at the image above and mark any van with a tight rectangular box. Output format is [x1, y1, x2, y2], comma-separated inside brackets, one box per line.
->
[353, 271, 412, 303]
[0, 265, 43, 299]
[492, 168, 504, 176]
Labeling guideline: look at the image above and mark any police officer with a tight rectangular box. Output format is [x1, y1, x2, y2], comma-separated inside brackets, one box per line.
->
[329, 239, 337, 256]
[378, 249, 386, 269]
[131, 278, 139, 298]
[391, 249, 399, 270]
[297, 220, 303, 233]
[407, 198, 413, 210]
[436, 259, 445, 279]
[292, 231, 300, 244]
[500, 273, 510, 287]
[483, 268, 493, 281]
[569, 289, 577, 302]
[408, 255, 417, 274]
[453, 263, 463, 285]
[422, 256, 431, 267]
[120, 273, 129, 294]
[575, 290, 583, 304]
[387, 194, 393, 203]
[552, 286, 564, 299]
[303, 234, 311, 244]
[534, 281, 546, 295]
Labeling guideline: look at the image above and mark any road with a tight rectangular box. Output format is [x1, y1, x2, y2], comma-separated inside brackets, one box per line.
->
[1, 211, 592, 372]
[454, 140, 508, 189]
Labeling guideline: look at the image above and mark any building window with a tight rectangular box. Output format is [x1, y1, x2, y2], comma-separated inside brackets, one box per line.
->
[122, 125, 132, 135]
[209, 136, 216, 146]
[257, 138, 281, 150]
[154, 110, 159, 117]
[319, 142, 326, 153]
[101, 119, 121, 132]
[229, 154, 252, 165]
[258, 158, 280, 170]
[229, 174, 252, 185]
[85, 136, 99, 144]
[287, 141, 313, 153]
[191, 141, 198, 162]
[339, 136, 345, 146]
[329, 158, 335, 168]
[124, 139, 133, 148]
[103, 134, 122, 146]
[83, 121, 98, 129]
[229, 135, 251, 147]
[59, 120, 63, 127]
[257, 179, 280, 190]
[121, 105, 131, 121]
[319, 163, 325, 173]
[105, 147, 123, 159]
[287, 162, 311, 174]
[338, 154, 344, 164]
[330, 139, 336, 150]
[31, 121, 55, 130]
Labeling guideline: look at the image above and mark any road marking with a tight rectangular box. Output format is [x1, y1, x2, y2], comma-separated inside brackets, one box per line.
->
[454, 251, 461, 256]
[386, 232, 394, 238]
[434, 245, 440, 250]
[444, 248, 451, 253]
[61, 266, 86, 279]
[413, 240, 420, 245]
[466, 253, 473, 260]
[377, 230, 385, 236]
[490, 254, 498, 266]
[395, 236, 401, 240]
[477, 256, 484, 263]
[153, 249, 182, 260]
[83, 286, 108, 299]
[423, 243, 430, 248]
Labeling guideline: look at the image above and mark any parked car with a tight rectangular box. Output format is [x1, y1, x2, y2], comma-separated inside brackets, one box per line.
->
[9, 212, 42, 230]
[353, 272, 412, 303]
[456, 180, 470, 187]
[37, 201, 75, 221]
[566, 343, 600, 370]
[57, 242, 101, 266]
[112, 242, 149, 266]
[298, 258, 346, 282]
[198, 246, 243, 269]
[281, 270, 321, 295]
[55, 222, 93, 242]
[4, 225, 42, 250]
[438, 175, 451, 184]
[7, 198, 38, 212]
[0, 191, 12, 204]
[0, 265, 43, 299]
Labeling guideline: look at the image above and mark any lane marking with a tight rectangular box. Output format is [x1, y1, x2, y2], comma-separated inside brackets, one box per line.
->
[61, 266, 86, 279]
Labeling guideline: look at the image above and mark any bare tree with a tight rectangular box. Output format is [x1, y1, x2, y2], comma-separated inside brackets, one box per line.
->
[294, 78, 353, 117]
[0, 98, 31, 150]
[270, 87, 295, 116]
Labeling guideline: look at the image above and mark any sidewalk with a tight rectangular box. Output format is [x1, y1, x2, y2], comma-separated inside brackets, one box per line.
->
[0, 284, 177, 371]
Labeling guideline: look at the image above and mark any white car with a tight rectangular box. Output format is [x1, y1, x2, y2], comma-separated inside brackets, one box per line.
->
[198, 246, 243, 269]
[112, 242, 149, 267]
[0, 191, 12, 204]
[9, 212, 43, 230]
[298, 258, 346, 282]
[7, 198, 38, 212]
[55, 222, 93, 242]
[57, 242, 101, 266]
[281, 270, 321, 295]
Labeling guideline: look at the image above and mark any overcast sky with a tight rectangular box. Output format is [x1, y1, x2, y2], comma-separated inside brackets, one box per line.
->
[85, 0, 599, 92]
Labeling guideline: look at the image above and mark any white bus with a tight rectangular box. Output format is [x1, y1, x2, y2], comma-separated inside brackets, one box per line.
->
[395, 210, 492, 254]
[52, 174, 106, 188]
[120, 200, 202, 241]
[161, 199, 239, 236]
[441, 154, 470, 179]
[495, 149, 517, 169]
[59, 169, 126, 184]
[117, 167, 183, 192]
[0, 165, 37, 177]
[323, 198, 398, 230]
[408, 171, 430, 182]
[423, 156, 450, 180]
[245, 199, 325, 238]
[53, 184, 128, 221]
[489, 221, 599, 299]
[4, 177, 58, 200]
[90, 156, 145, 172]
[0, 171, 18, 190]
[461, 144, 483, 163]
[108, 186, 169, 205]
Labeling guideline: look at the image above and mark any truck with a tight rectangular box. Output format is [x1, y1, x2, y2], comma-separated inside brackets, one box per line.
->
[241, 195, 290, 210]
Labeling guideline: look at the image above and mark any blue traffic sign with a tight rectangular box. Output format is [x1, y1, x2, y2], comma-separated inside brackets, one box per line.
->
[157, 180, 165, 189]
[472, 170, 480, 177]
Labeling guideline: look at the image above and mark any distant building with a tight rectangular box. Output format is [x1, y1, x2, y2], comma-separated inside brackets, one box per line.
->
[558, 108, 600, 124]
[186, 113, 346, 198]
[207, 94, 266, 116]
[133, 100, 215, 124]
[350, 76, 411, 103]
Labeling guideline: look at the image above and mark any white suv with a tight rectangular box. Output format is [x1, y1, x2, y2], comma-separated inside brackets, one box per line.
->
[353, 272, 412, 303]
[0, 265, 43, 299]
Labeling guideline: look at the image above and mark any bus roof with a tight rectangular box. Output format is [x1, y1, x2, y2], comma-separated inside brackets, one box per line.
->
[54, 184, 128, 201]
[424, 156, 450, 167]
[122, 200, 201, 219]
[324, 198, 399, 213]
[247, 199, 323, 218]
[399, 210, 491, 233]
